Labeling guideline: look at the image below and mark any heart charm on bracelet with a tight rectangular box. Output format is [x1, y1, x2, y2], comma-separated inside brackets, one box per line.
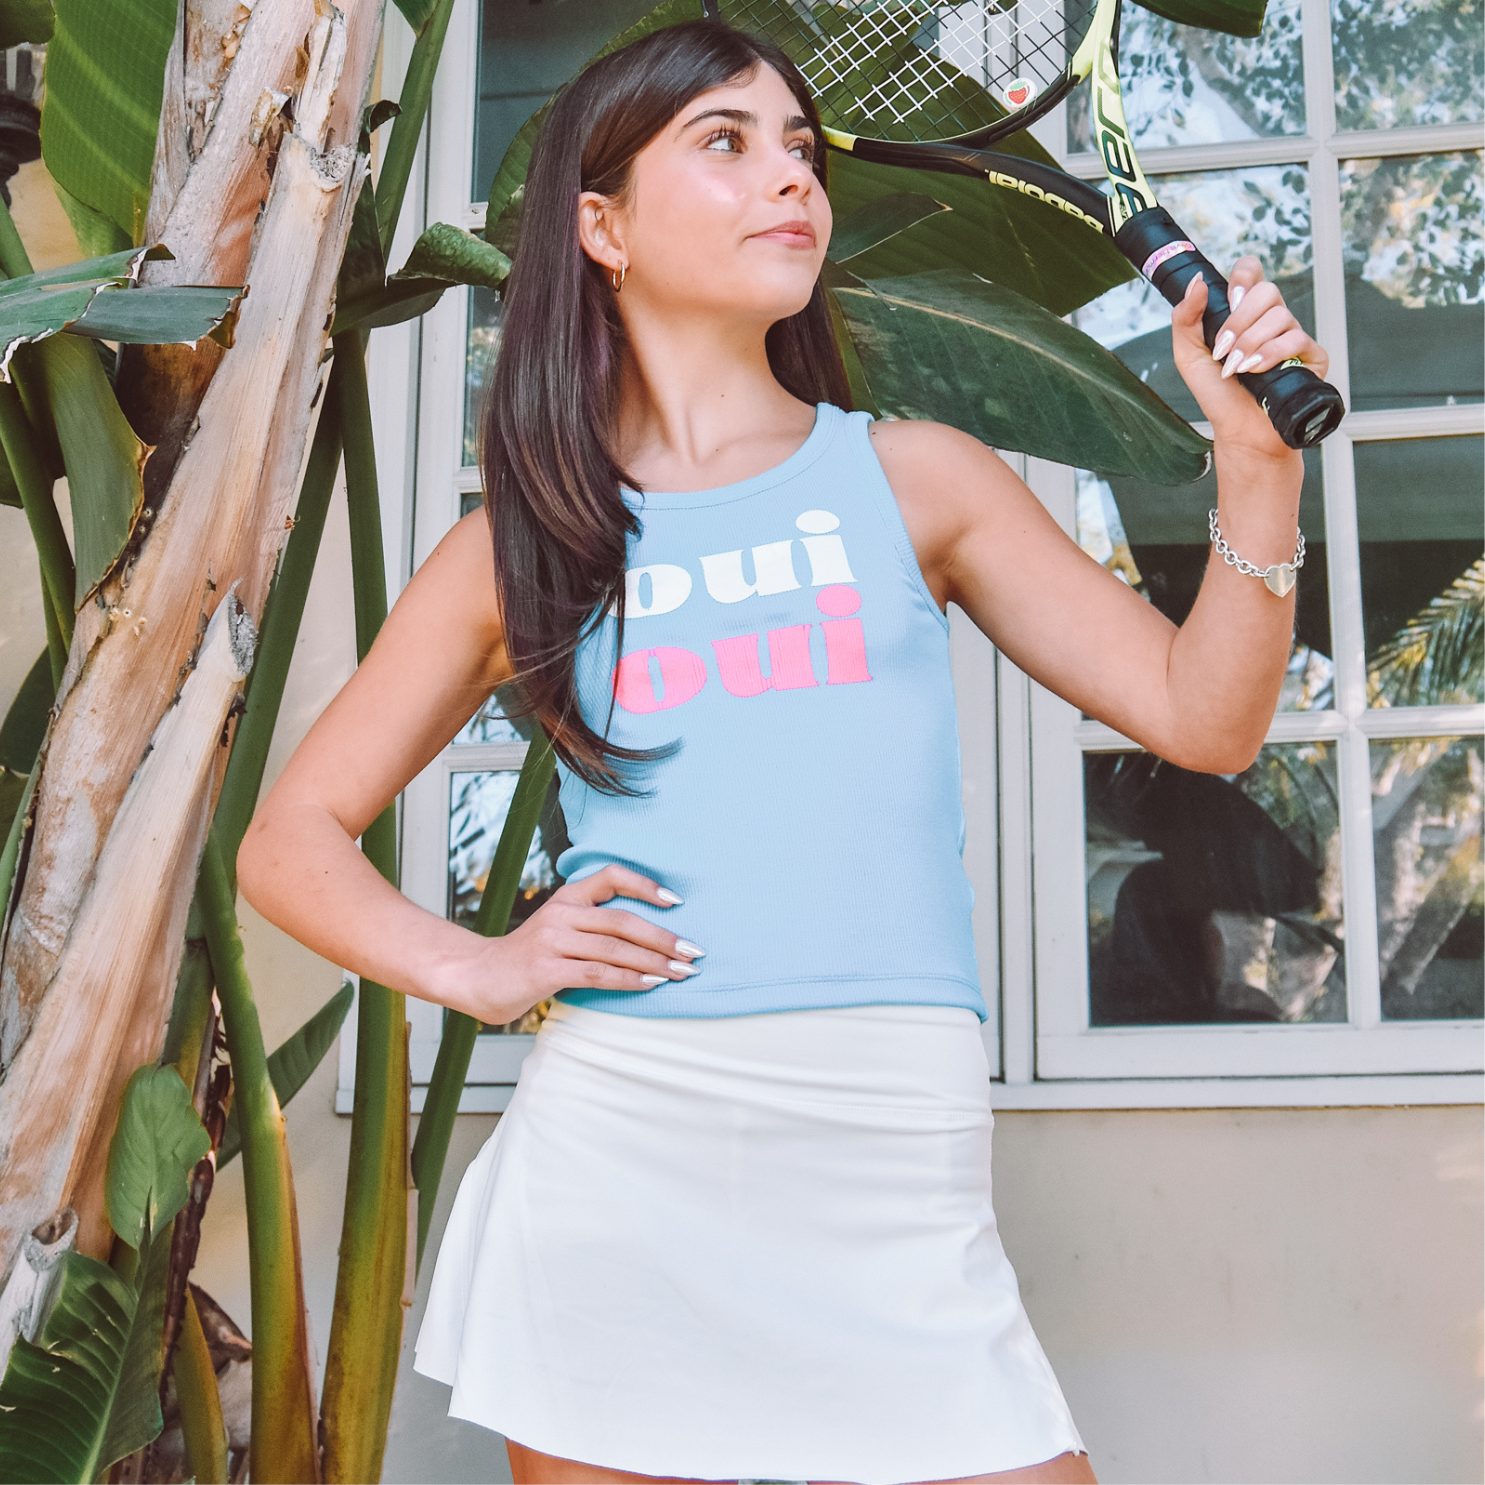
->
[1264, 563, 1297, 597]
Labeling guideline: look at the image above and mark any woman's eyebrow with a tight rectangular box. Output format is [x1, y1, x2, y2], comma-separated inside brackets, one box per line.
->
[680, 106, 812, 133]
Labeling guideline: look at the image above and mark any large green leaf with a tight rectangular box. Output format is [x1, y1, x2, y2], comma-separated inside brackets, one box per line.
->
[96, 1231, 172, 1469]
[103, 1065, 210, 1252]
[829, 193, 949, 262]
[0, 247, 151, 372]
[827, 149, 1133, 317]
[70, 285, 242, 347]
[0, 1236, 174, 1483]
[0, 648, 52, 773]
[0, 1253, 136, 1483]
[833, 268, 1211, 483]
[0, 1063, 203, 1480]
[397, 222, 512, 290]
[217, 981, 354, 1169]
[39, 0, 177, 246]
[331, 222, 512, 336]
[29, 333, 150, 605]
[0, 0, 53, 49]
[1133, 0, 1267, 38]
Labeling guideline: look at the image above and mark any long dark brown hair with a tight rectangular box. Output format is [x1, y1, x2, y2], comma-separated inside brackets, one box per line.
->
[481, 19, 851, 797]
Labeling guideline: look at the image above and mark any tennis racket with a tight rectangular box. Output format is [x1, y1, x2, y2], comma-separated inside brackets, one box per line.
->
[702, 0, 1346, 450]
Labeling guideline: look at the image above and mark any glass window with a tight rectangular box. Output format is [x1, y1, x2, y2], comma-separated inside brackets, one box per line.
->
[1085, 744, 1346, 1025]
[1371, 736, 1484, 1021]
[448, 767, 566, 1032]
[1067, 0, 1305, 152]
[464, 286, 502, 468]
[1331, 0, 1484, 132]
[1355, 436, 1484, 708]
[1075, 462, 1332, 713]
[1339, 152, 1485, 413]
[472, 0, 659, 200]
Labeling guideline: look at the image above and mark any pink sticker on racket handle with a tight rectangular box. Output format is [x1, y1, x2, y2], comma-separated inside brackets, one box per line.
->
[1140, 240, 1196, 278]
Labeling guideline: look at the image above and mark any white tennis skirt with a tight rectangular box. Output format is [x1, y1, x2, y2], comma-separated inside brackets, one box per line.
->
[413, 1000, 1088, 1484]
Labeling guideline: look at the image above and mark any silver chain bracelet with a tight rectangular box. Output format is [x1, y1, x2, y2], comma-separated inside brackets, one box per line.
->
[1208, 508, 1305, 597]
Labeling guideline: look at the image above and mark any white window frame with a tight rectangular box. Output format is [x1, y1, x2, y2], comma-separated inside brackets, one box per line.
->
[343, 0, 1484, 1114]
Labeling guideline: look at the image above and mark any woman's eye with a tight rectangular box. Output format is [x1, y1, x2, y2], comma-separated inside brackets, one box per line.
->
[704, 129, 743, 152]
[788, 140, 814, 161]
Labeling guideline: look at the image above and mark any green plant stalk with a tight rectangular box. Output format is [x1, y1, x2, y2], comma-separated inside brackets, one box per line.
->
[319, 331, 409, 1485]
[199, 827, 320, 1485]
[0, 191, 33, 278]
[0, 755, 39, 940]
[160, 378, 345, 1076]
[0, 382, 75, 654]
[211, 377, 346, 864]
[411, 732, 555, 1269]
[375, 0, 456, 257]
[175, 1287, 229, 1485]
[39, 555, 66, 689]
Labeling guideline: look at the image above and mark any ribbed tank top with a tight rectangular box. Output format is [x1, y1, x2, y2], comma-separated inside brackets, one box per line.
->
[552, 401, 987, 1022]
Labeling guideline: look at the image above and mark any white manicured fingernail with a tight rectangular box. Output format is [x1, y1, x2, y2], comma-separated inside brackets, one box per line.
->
[1230, 284, 1245, 311]
[656, 887, 684, 904]
[1212, 329, 1235, 361]
[1222, 347, 1245, 379]
[641, 974, 667, 986]
[1240, 352, 1264, 374]
[668, 959, 700, 975]
[674, 939, 706, 959]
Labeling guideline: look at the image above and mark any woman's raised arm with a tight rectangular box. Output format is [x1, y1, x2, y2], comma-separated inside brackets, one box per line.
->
[874, 257, 1322, 774]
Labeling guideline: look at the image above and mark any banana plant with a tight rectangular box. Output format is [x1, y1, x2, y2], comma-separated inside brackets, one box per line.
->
[0, 1065, 209, 1484]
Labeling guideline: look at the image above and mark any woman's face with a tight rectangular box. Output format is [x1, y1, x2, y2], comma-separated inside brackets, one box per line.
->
[578, 63, 832, 330]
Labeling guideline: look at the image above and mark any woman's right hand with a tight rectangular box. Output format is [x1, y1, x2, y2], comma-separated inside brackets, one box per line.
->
[436, 864, 705, 1026]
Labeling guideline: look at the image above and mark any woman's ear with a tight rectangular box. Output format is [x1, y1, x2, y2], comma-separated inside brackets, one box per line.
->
[577, 190, 627, 272]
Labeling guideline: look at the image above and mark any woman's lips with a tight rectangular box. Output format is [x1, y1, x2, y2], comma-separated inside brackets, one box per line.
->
[750, 219, 816, 247]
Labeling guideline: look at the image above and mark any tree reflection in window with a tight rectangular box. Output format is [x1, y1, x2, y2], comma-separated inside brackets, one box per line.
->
[1067, 0, 1304, 152]
[1085, 745, 1346, 1026]
[1331, 0, 1483, 132]
[1372, 737, 1484, 1020]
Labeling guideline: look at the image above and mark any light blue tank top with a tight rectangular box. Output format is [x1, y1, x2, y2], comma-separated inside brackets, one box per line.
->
[553, 401, 987, 1021]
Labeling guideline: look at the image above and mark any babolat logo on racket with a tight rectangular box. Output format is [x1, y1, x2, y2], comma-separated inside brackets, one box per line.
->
[1005, 77, 1035, 108]
[983, 170, 1108, 232]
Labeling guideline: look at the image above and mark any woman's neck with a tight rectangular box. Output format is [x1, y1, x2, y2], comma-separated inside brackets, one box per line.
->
[613, 308, 817, 495]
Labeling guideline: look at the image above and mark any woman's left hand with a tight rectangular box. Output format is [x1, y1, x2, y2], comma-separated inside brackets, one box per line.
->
[1171, 256, 1330, 461]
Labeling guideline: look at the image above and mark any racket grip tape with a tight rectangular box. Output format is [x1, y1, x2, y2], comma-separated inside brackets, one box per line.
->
[1114, 207, 1346, 450]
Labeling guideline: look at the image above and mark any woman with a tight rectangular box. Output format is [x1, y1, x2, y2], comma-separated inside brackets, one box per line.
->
[237, 18, 1325, 1485]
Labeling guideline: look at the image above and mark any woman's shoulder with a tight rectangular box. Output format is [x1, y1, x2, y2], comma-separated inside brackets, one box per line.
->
[863, 416, 1022, 520]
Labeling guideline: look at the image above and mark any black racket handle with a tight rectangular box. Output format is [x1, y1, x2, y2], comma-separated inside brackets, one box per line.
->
[1114, 207, 1346, 450]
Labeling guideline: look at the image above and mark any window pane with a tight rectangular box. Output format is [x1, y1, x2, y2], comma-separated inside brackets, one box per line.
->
[1074, 166, 1315, 421]
[448, 769, 566, 1033]
[454, 681, 535, 747]
[1340, 152, 1484, 412]
[1076, 463, 1331, 713]
[1332, 0, 1483, 132]
[464, 285, 501, 468]
[1085, 744, 1346, 1025]
[1067, 0, 1304, 153]
[1372, 736, 1484, 1021]
[1356, 437, 1484, 708]
[473, 0, 658, 201]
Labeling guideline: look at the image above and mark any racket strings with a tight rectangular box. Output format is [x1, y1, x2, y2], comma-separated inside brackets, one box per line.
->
[720, 0, 1087, 141]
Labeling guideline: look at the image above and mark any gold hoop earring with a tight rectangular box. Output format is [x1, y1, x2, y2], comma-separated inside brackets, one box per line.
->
[610, 262, 627, 292]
